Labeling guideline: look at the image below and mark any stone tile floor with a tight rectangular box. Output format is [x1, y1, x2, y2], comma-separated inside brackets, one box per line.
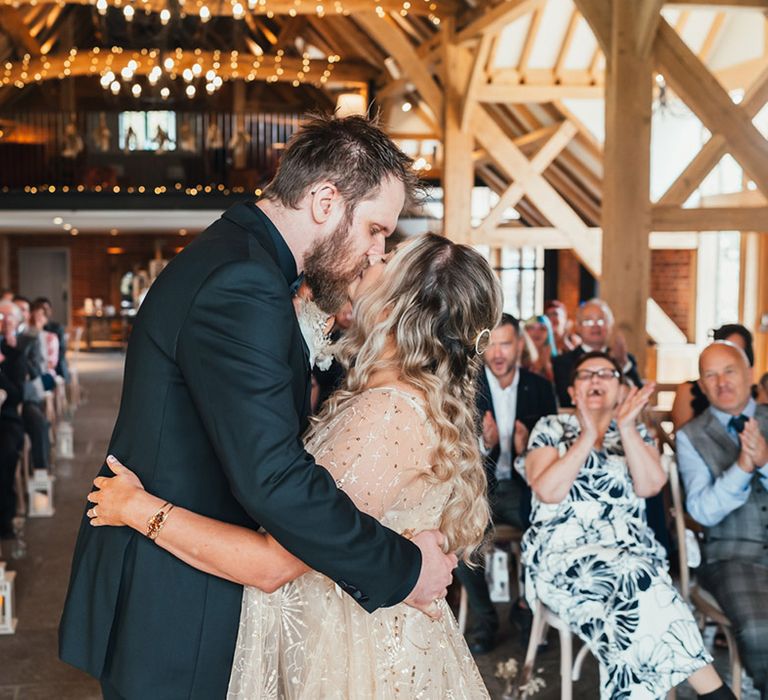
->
[0, 353, 758, 700]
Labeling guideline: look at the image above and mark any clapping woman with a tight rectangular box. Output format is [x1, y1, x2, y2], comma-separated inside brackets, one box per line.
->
[522, 351, 735, 700]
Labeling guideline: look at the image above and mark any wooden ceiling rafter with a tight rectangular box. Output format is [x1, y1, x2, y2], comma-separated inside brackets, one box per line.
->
[354, 12, 443, 122]
[516, 4, 542, 80]
[698, 10, 726, 62]
[655, 18, 768, 197]
[553, 8, 579, 82]
[455, 0, 544, 44]
[658, 61, 768, 205]
[0, 6, 44, 56]
[472, 104, 601, 273]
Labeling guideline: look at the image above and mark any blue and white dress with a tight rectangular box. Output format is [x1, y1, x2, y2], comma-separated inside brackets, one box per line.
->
[521, 414, 711, 700]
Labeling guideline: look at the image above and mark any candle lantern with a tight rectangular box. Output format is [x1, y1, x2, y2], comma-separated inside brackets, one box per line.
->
[28, 471, 55, 517]
[0, 563, 17, 634]
[56, 421, 75, 460]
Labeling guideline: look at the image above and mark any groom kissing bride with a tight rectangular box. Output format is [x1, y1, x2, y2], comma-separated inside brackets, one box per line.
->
[59, 115, 501, 699]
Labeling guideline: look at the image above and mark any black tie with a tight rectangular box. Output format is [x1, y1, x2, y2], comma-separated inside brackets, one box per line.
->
[728, 414, 748, 434]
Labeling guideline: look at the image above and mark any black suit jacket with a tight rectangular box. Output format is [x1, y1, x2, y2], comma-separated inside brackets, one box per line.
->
[59, 203, 421, 699]
[476, 367, 557, 495]
[552, 345, 642, 408]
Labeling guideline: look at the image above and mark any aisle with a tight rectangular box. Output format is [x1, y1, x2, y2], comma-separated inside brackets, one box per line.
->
[0, 354, 120, 700]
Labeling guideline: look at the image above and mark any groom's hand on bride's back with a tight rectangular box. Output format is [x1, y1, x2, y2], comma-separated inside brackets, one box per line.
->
[404, 530, 458, 620]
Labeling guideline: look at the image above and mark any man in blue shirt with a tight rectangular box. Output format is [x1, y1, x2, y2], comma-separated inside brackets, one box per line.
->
[677, 341, 768, 699]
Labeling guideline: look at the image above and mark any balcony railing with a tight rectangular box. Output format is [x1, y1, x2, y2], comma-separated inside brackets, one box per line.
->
[0, 110, 301, 198]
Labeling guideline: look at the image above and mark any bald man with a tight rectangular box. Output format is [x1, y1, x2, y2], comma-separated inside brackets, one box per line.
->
[677, 341, 768, 699]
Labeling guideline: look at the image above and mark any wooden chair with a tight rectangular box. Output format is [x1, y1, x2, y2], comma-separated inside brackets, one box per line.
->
[67, 326, 84, 408]
[665, 453, 743, 698]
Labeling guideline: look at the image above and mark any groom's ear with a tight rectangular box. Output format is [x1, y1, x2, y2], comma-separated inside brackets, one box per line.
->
[309, 182, 340, 224]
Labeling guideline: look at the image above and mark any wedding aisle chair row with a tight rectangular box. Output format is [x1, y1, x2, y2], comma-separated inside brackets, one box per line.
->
[1, 343, 82, 635]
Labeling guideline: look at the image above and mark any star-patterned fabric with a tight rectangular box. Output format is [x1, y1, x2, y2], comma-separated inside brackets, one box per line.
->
[228, 387, 489, 699]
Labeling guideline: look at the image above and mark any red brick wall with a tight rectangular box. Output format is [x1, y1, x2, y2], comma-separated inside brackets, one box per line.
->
[557, 249, 581, 319]
[8, 232, 194, 324]
[650, 249, 696, 341]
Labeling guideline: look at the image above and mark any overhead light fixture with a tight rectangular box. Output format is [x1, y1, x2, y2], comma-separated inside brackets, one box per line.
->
[160, 8, 171, 24]
[401, 100, 412, 112]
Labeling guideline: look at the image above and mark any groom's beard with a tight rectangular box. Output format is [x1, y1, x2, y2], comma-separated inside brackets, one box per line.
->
[304, 214, 366, 315]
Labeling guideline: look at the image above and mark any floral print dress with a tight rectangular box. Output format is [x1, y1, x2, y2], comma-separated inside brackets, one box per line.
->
[521, 414, 711, 700]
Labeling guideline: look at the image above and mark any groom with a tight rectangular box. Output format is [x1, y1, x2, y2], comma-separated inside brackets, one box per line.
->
[59, 115, 456, 699]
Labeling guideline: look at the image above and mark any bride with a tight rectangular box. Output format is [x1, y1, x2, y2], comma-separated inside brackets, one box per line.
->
[86, 233, 501, 698]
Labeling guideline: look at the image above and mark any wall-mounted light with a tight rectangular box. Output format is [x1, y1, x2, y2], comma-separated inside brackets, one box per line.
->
[335, 92, 366, 118]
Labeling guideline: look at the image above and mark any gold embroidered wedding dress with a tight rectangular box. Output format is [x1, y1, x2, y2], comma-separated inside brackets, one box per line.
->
[227, 387, 490, 699]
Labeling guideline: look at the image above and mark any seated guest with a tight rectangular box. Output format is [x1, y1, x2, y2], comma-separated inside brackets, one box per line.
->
[672, 323, 756, 430]
[544, 299, 579, 353]
[33, 296, 69, 382]
[759, 371, 768, 405]
[0, 302, 28, 539]
[29, 300, 59, 385]
[552, 298, 641, 409]
[457, 313, 556, 654]
[522, 314, 558, 383]
[0, 289, 14, 303]
[523, 351, 735, 700]
[13, 300, 51, 474]
[677, 341, 768, 699]
[13, 295, 31, 334]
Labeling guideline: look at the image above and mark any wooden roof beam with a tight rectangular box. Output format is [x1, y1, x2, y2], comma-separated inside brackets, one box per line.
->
[554, 9, 580, 82]
[658, 62, 768, 205]
[0, 6, 43, 56]
[656, 18, 768, 197]
[456, 0, 545, 44]
[472, 105, 600, 274]
[354, 13, 443, 121]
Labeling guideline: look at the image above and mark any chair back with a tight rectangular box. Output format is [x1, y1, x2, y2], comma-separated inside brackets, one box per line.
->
[663, 453, 691, 602]
[68, 326, 83, 368]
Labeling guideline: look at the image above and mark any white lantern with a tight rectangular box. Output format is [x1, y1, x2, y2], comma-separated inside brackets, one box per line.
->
[27, 471, 55, 517]
[0, 563, 17, 634]
[56, 421, 75, 460]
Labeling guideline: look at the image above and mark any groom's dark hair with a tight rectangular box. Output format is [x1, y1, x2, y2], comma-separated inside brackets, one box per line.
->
[262, 113, 423, 213]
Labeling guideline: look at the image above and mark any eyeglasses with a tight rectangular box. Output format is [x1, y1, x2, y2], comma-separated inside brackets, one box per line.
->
[574, 368, 621, 382]
[580, 318, 606, 328]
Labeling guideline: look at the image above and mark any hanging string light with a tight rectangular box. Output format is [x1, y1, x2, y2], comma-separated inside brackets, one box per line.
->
[2, 45, 344, 98]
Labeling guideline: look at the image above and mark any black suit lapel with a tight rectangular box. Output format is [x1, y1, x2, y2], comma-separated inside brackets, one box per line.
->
[222, 203, 312, 412]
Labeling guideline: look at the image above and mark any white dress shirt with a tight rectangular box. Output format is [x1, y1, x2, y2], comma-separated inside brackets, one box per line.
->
[483, 366, 520, 481]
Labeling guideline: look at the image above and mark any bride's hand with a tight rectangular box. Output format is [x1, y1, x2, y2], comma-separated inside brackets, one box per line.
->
[87, 455, 146, 527]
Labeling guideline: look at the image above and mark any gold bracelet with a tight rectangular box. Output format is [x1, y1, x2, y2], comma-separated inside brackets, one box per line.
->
[146, 501, 175, 541]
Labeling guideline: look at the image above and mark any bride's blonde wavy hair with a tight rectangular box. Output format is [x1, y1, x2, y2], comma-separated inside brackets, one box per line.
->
[309, 233, 503, 562]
